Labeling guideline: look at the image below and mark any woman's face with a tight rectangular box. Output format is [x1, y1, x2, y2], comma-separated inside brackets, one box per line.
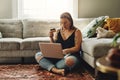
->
[60, 18, 71, 30]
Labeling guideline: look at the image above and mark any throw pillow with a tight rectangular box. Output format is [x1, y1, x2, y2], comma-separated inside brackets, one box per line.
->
[81, 18, 97, 38]
[82, 16, 109, 38]
[87, 16, 109, 38]
[96, 27, 116, 39]
[103, 18, 120, 33]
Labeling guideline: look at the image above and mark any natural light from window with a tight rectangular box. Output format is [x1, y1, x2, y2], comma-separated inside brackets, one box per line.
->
[17, 0, 77, 19]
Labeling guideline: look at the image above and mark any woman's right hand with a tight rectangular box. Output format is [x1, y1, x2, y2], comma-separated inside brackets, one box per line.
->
[49, 30, 54, 38]
[49, 28, 56, 39]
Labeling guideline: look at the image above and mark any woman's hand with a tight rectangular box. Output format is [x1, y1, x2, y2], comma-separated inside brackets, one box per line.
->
[49, 28, 56, 39]
[49, 30, 54, 38]
[62, 49, 69, 55]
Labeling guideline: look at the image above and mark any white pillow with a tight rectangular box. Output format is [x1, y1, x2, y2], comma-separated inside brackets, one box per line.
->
[96, 27, 116, 39]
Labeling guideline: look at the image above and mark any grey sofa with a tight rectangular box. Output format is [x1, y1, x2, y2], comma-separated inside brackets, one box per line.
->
[0, 18, 90, 63]
[0, 18, 119, 68]
[81, 38, 120, 68]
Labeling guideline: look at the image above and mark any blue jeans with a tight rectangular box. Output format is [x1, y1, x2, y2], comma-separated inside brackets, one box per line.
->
[35, 52, 80, 71]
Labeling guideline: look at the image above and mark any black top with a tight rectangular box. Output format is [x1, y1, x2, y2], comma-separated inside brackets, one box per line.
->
[55, 29, 80, 58]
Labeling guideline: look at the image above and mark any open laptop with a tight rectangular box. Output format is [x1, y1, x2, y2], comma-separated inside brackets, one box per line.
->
[39, 43, 64, 59]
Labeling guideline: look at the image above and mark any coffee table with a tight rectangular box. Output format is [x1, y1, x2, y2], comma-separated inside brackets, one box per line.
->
[95, 56, 120, 80]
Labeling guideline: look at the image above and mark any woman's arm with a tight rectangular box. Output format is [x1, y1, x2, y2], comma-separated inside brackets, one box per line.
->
[63, 29, 82, 54]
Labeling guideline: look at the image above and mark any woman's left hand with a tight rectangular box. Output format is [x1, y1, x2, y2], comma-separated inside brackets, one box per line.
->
[62, 49, 69, 55]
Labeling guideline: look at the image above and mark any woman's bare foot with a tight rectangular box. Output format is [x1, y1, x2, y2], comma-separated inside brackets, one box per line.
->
[51, 67, 65, 76]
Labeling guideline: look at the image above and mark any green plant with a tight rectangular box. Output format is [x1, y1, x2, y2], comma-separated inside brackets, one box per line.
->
[111, 32, 120, 47]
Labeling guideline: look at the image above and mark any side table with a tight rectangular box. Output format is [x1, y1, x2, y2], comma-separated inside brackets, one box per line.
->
[95, 56, 120, 80]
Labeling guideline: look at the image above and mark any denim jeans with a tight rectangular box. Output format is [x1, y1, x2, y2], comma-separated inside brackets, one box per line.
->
[35, 52, 80, 71]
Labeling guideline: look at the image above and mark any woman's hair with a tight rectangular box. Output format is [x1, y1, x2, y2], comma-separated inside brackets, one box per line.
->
[60, 12, 75, 29]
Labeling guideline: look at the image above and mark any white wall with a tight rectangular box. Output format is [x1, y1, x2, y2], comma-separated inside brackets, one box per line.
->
[0, 0, 120, 19]
[78, 0, 120, 18]
[0, 0, 12, 19]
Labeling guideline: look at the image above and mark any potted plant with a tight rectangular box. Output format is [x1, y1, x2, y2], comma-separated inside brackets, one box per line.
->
[106, 32, 120, 67]
[111, 32, 120, 47]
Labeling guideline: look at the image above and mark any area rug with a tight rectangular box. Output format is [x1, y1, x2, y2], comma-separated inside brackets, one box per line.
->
[0, 64, 94, 80]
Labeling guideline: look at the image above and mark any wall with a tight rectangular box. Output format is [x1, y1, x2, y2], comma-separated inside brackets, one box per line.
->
[78, 0, 120, 18]
[0, 0, 12, 19]
[0, 0, 120, 18]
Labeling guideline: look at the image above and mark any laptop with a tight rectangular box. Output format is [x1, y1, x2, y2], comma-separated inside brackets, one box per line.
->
[39, 43, 64, 59]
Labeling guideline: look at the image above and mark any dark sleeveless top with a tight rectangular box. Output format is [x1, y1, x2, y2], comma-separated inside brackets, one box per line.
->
[55, 29, 80, 58]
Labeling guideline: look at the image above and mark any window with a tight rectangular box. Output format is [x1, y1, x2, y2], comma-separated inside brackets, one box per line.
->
[16, 0, 78, 19]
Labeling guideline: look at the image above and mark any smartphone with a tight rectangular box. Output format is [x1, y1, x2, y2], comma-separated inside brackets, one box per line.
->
[50, 28, 56, 32]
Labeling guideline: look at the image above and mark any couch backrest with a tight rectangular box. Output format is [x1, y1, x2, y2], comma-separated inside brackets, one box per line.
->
[0, 19, 23, 38]
[0, 18, 93, 38]
[22, 18, 92, 38]
[74, 18, 93, 30]
[22, 19, 60, 38]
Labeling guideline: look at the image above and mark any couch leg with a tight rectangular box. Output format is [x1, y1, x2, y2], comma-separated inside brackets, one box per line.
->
[21, 57, 24, 63]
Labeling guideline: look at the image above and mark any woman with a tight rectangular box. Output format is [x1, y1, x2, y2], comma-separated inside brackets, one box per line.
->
[35, 12, 82, 76]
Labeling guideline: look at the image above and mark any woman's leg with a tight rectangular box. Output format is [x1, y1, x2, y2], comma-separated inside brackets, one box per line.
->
[65, 55, 79, 68]
[55, 55, 80, 72]
[35, 52, 54, 71]
[35, 52, 65, 75]
[65, 55, 80, 72]
[35, 52, 43, 63]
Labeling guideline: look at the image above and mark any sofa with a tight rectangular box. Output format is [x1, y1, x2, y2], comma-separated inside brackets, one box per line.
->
[0, 18, 90, 63]
[0, 18, 119, 68]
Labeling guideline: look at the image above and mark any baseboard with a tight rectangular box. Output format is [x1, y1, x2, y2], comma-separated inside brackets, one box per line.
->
[0, 57, 22, 64]
[0, 57, 37, 64]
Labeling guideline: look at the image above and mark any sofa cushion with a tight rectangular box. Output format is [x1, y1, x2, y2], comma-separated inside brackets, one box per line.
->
[103, 18, 120, 33]
[0, 38, 22, 50]
[96, 27, 116, 39]
[82, 38, 120, 58]
[20, 37, 50, 50]
[0, 19, 23, 38]
[22, 19, 59, 38]
[82, 16, 108, 38]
